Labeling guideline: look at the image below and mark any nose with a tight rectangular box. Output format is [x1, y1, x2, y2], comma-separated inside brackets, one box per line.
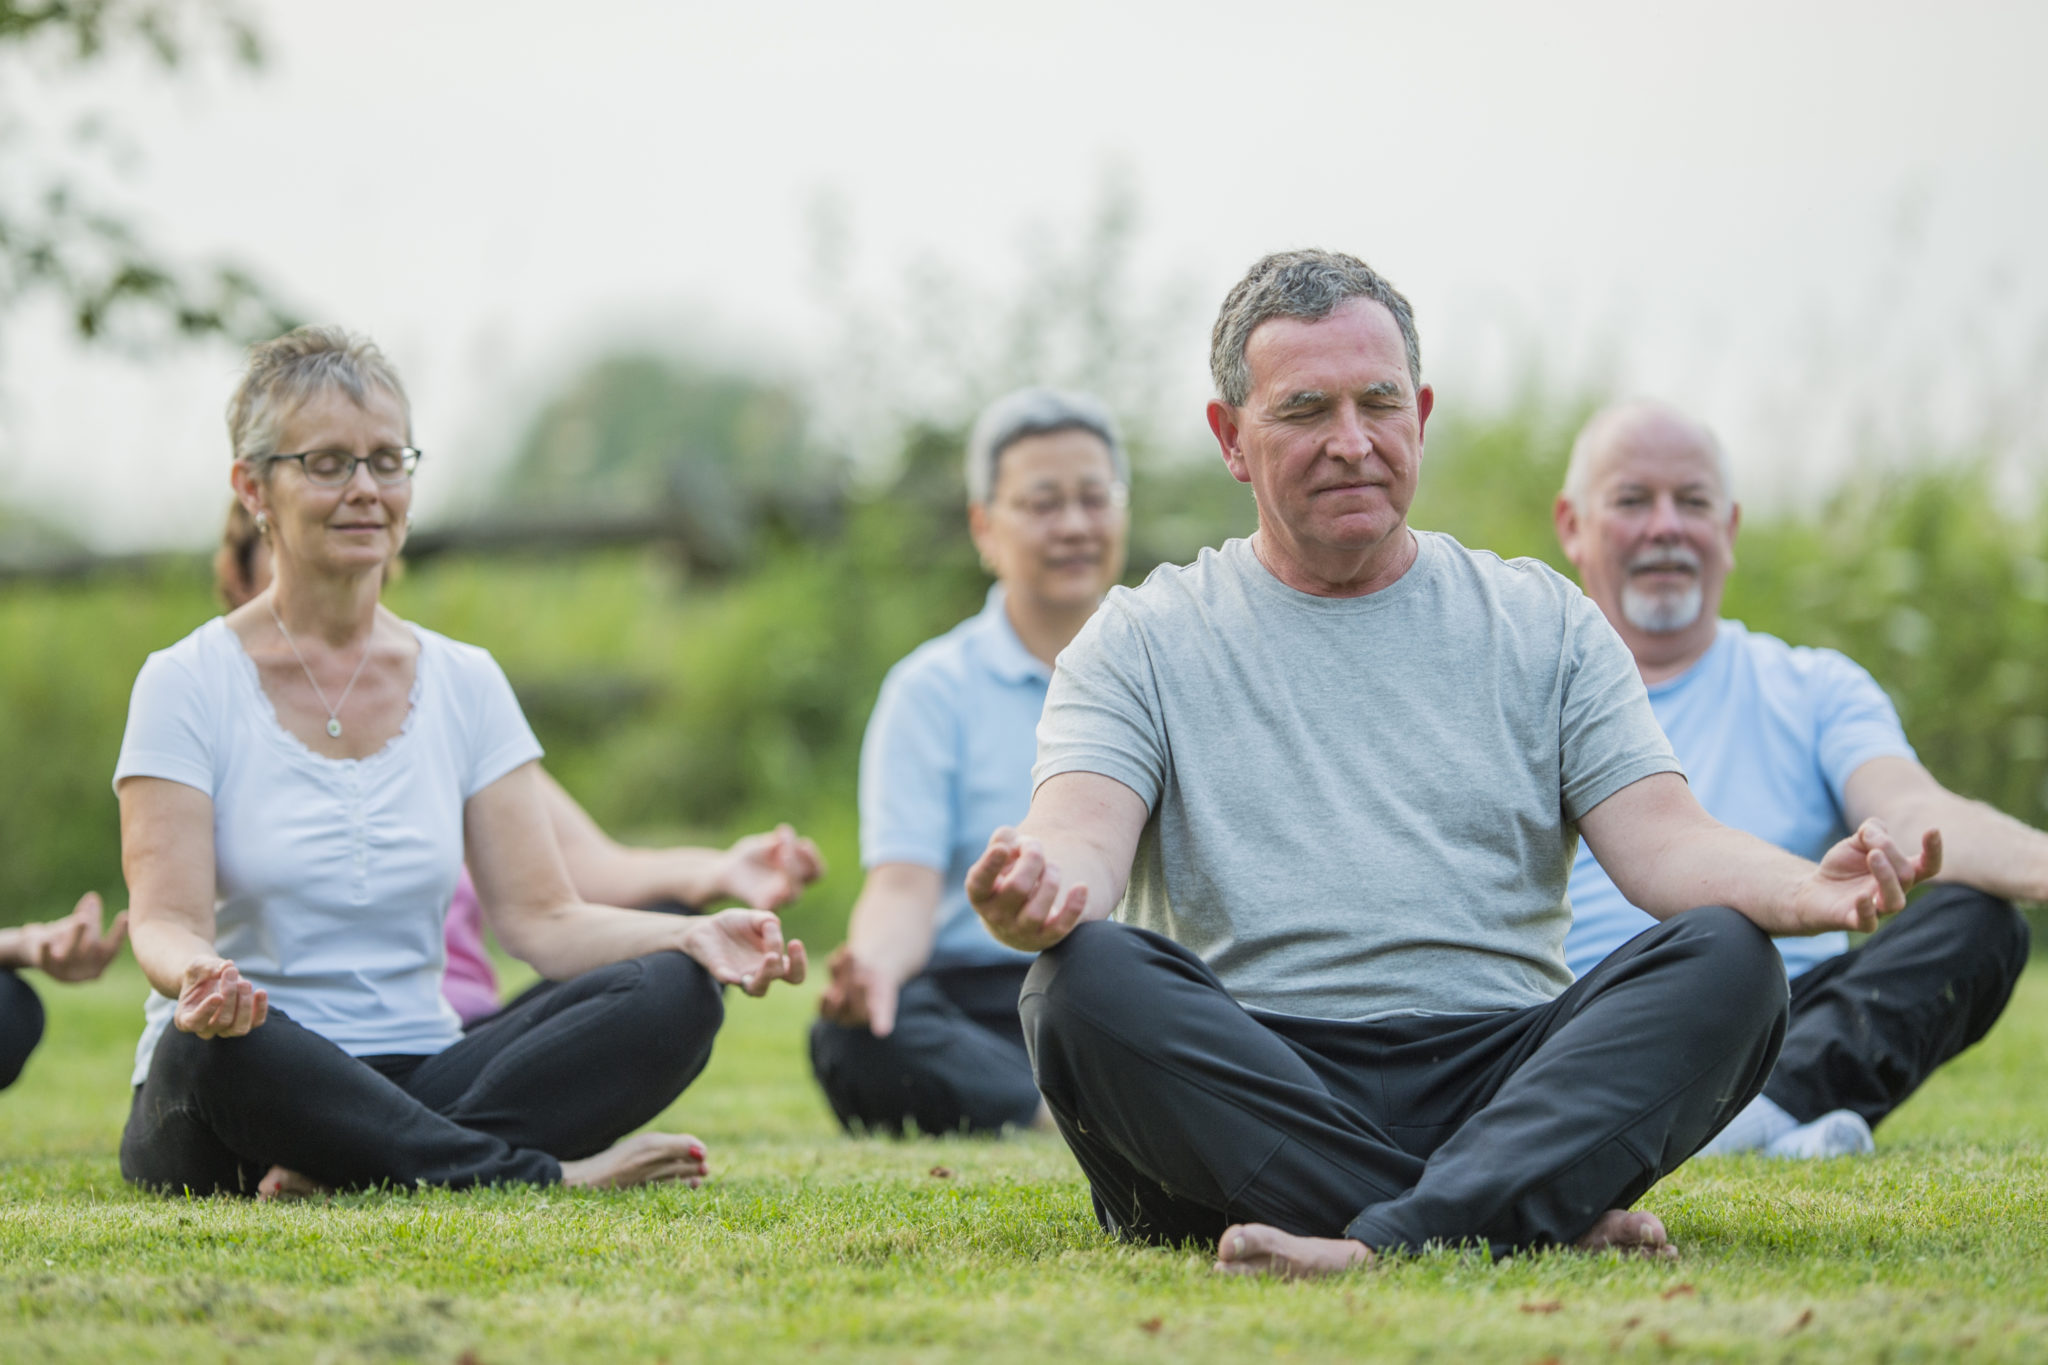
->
[1645, 491, 1685, 539]
[341, 457, 382, 499]
[1326, 404, 1372, 464]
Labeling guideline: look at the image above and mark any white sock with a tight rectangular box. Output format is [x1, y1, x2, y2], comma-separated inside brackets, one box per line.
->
[1697, 1095, 1797, 1155]
[1765, 1109, 1875, 1160]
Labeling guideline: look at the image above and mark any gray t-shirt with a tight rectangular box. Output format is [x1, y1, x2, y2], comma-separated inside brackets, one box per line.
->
[1034, 532, 1681, 1022]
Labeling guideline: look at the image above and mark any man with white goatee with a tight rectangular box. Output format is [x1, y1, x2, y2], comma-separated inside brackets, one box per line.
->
[1556, 401, 2032, 1159]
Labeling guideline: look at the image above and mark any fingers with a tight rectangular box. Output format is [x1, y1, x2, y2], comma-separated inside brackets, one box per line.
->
[868, 972, 898, 1038]
[1914, 828, 1944, 883]
[1855, 819, 1915, 888]
[71, 890, 105, 929]
[783, 939, 807, 987]
[964, 829, 1024, 907]
[102, 910, 131, 951]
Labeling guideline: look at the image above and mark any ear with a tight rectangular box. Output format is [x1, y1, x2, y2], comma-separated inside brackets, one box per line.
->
[229, 459, 266, 518]
[1207, 401, 1252, 485]
[1726, 500, 1741, 570]
[1415, 382, 1434, 438]
[966, 501, 998, 574]
[1553, 493, 1584, 570]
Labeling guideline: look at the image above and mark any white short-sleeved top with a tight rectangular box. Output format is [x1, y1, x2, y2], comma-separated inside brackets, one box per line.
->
[113, 616, 543, 1084]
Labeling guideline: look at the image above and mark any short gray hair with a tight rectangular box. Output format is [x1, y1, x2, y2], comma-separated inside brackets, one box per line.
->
[227, 324, 410, 466]
[1561, 400, 1735, 507]
[1209, 249, 1421, 406]
[964, 387, 1128, 506]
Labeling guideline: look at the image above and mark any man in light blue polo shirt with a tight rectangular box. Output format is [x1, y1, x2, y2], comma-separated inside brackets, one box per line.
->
[809, 388, 1130, 1135]
[1557, 400, 2035, 1159]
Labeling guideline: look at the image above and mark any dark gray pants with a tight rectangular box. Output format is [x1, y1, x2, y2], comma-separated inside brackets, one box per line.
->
[1021, 908, 1788, 1256]
[1766, 883, 2029, 1127]
[122, 951, 722, 1196]
[0, 970, 44, 1091]
[809, 962, 1041, 1136]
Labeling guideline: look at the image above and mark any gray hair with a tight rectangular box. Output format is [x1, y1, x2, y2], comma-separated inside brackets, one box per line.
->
[1210, 249, 1421, 406]
[1561, 400, 1735, 507]
[964, 387, 1128, 506]
[227, 324, 411, 466]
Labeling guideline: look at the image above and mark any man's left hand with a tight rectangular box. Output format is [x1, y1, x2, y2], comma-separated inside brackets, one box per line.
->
[1791, 818, 1942, 934]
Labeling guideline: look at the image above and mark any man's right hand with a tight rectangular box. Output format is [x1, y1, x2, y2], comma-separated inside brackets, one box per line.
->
[817, 944, 901, 1036]
[174, 956, 268, 1038]
[965, 828, 1092, 952]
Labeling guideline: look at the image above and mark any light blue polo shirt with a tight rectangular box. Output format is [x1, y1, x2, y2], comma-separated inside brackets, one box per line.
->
[1565, 619, 1916, 981]
[859, 586, 1043, 971]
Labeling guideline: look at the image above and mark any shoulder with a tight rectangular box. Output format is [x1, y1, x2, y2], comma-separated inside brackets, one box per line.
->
[875, 609, 991, 710]
[409, 622, 511, 688]
[1716, 620, 1885, 699]
[133, 617, 232, 694]
[1421, 532, 1585, 609]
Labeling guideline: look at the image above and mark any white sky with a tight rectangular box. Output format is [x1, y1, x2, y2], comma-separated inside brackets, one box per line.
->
[3, 0, 2045, 549]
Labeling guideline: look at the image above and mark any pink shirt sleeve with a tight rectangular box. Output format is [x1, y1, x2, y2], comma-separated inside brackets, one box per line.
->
[440, 867, 502, 1026]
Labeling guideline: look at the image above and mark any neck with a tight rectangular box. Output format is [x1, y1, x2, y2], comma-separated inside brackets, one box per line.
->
[1002, 590, 1099, 669]
[269, 563, 384, 646]
[1626, 617, 1718, 685]
[1251, 523, 1418, 598]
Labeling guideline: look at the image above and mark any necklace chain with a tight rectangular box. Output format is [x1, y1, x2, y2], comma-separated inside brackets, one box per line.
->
[268, 601, 374, 739]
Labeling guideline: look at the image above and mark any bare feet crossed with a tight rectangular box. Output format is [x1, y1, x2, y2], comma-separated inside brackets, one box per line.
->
[1213, 1224, 1373, 1279]
[1574, 1208, 1678, 1259]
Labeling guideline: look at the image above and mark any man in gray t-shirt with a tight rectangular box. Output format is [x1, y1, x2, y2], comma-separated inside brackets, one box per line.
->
[966, 250, 1941, 1277]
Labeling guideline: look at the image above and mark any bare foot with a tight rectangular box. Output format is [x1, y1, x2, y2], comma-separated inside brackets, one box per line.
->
[1213, 1223, 1374, 1279]
[1575, 1209, 1679, 1260]
[559, 1132, 709, 1191]
[256, 1165, 331, 1201]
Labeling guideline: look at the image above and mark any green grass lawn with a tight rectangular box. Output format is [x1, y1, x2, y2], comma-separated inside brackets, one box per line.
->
[4, 960, 2045, 1363]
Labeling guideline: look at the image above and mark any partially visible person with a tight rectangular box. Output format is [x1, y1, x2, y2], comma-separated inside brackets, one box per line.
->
[0, 893, 128, 1090]
[118, 325, 806, 1200]
[809, 388, 1130, 1136]
[1555, 399, 2033, 1159]
[212, 500, 825, 1028]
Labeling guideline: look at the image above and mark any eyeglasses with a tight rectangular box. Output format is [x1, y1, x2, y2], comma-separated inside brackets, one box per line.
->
[999, 483, 1129, 524]
[262, 447, 423, 487]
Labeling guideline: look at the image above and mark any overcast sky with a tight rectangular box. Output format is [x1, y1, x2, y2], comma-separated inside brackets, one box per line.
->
[3, 0, 2044, 550]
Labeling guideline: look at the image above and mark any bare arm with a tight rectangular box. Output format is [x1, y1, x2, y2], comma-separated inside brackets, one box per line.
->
[817, 863, 943, 1036]
[466, 762, 805, 994]
[965, 772, 1151, 951]
[117, 777, 267, 1037]
[540, 769, 824, 911]
[1845, 755, 2048, 902]
[1578, 771, 1940, 936]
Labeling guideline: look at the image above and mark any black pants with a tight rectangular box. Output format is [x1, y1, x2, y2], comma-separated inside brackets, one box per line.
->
[1765, 883, 2029, 1127]
[809, 962, 1041, 1135]
[121, 950, 722, 1196]
[0, 970, 45, 1091]
[1021, 910, 1788, 1256]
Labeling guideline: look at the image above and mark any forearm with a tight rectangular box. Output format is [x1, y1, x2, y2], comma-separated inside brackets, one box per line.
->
[561, 843, 724, 910]
[1885, 790, 2048, 903]
[1609, 813, 1813, 936]
[129, 918, 220, 997]
[0, 927, 28, 971]
[845, 881, 941, 985]
[496, 899, 698, 980]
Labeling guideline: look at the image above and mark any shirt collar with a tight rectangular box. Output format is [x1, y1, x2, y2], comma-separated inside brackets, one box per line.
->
[972, 584, 1053, 685]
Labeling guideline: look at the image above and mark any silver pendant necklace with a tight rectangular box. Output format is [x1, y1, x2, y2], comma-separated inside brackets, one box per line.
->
[269, 602, 373, 739]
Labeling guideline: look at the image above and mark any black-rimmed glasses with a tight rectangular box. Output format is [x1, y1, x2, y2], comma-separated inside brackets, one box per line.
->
[263, 447, 422, 487]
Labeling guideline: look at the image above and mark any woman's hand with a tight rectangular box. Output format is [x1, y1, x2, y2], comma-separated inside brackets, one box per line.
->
[4, 891, 129, 982]
[715, 825, 826, 912]
[174, 956, 268, 1038]
[681, 910, 807, 997]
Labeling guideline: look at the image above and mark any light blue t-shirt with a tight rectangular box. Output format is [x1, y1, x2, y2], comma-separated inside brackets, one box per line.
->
[859, 586, 1041, 972]
[1564, 619, 1916, 981]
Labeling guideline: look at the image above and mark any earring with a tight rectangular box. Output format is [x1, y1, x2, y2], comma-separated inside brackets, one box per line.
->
[404, 512, 414, 528]
[254, 512, 269, 536]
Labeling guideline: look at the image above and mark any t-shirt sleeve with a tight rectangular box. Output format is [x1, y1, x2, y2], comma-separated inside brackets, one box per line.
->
[857, 660, 957, 872]
[1557, 593, 1684, 820]
[1032, 597, 1168, 811]
[459, 647, 545, 799]
[112, 646, 218, 796]
[1809, 649, 1916, 801]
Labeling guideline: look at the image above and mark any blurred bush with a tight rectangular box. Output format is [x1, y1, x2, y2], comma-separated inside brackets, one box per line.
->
[4, 398, 2045, 955]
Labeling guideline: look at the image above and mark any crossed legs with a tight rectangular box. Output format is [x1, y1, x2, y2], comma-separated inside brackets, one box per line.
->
[121, 950, 724, 1196]
[1022, 909, 1787, 1261]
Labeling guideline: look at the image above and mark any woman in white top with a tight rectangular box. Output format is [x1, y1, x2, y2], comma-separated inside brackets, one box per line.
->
[117, 326, 805, 1197]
